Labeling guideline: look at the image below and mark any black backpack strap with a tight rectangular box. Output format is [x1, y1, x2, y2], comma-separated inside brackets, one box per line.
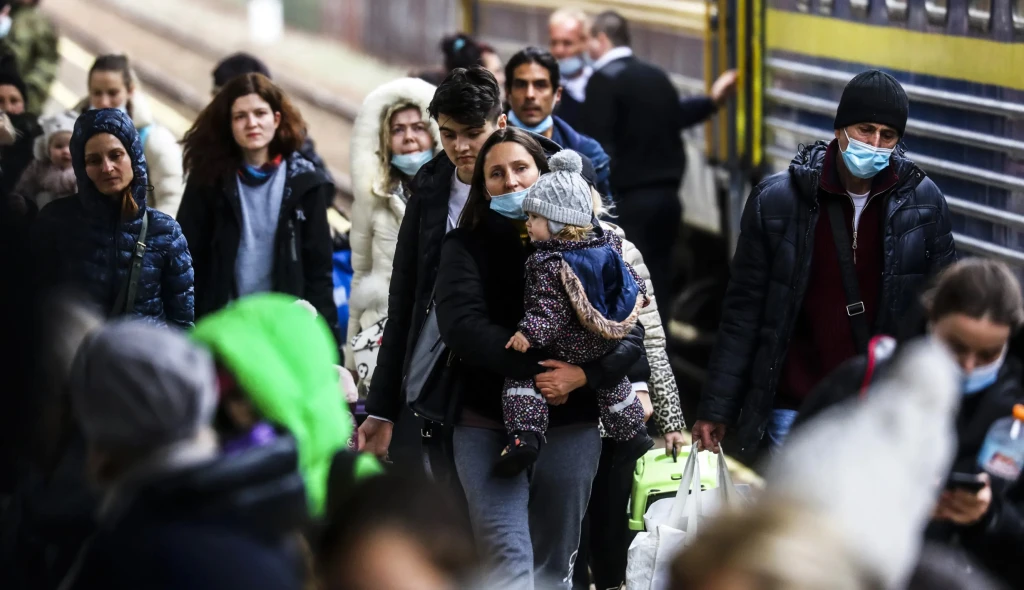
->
[111, 211, 149, 316]
[825, 199, 870, 354]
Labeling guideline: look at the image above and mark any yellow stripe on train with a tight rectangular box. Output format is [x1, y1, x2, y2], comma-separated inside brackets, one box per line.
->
[766, 9, 1024, 92]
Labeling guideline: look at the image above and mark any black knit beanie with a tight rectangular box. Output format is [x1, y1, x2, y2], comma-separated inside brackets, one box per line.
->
[833, 70, 908, 137]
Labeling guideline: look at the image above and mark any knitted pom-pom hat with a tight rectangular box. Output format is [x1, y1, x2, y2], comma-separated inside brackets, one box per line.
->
[522, 150, 593, 227]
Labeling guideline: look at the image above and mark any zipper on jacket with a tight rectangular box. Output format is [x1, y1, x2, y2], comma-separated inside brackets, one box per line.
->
[841, 191, 882, 265]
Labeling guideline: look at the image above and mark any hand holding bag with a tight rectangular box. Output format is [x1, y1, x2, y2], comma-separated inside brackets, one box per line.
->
[625, 443, 749, 590]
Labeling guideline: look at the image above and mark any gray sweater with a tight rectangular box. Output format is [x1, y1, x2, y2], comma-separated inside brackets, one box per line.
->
[235, 162, 287, 297]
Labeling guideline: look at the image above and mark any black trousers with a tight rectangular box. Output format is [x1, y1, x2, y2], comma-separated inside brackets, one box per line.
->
[573, 438, 636, 590]
[613, 184, 683, 327]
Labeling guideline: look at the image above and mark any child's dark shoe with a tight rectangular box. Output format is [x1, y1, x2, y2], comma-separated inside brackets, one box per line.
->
[614, 431, 655, 469]
[494, 431, 543, 477]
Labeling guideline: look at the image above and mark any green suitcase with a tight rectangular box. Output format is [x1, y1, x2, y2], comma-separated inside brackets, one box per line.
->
[628, 447, 720, 531]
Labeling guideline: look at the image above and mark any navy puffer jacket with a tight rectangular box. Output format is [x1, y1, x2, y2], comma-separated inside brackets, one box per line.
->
[32, 109, 194, 328]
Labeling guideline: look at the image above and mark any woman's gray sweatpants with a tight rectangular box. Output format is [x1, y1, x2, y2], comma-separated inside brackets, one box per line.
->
[454, 423, 602, 590]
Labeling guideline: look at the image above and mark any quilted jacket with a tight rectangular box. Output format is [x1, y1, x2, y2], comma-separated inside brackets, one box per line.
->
[32, 108, 194, 328]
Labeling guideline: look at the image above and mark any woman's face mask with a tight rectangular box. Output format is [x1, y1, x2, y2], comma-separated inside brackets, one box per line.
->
[929, 313, 1012, 395]
[962, 352, 1006, 394]
[488, 188, 529, 220]
[391, 150, 433, 177]
[840, 129, 894, 179]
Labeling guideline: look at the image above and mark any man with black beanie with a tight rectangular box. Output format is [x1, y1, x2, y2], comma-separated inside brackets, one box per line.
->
[692, 69, 956, 460]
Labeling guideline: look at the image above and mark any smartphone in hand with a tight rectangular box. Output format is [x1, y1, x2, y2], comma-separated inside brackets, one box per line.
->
[946, 472, 986, 493]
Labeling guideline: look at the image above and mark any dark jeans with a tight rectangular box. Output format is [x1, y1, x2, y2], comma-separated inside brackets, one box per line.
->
[454, 424, 602, 590]
[572, 438, 635, 590]
[614, 184, 683, 327]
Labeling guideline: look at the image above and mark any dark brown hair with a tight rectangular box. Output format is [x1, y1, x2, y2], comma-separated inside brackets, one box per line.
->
[922, 258, 1024, 330]
[181, 73, 304, 186]
[459, 127, 549, 230]
[89, 54, 135, 93]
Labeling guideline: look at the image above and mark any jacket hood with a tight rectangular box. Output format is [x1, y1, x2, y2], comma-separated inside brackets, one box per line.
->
[546, 234, 644, 339]
[124, 436, 308, 536]
[128, 89, 157, 128]
[788, 140, 920, 203]
[191, 293, 351, 517]
[351, 77, 442, 204]
[71, 108, 148, 211]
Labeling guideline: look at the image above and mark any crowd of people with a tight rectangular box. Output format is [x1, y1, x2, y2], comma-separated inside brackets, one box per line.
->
[0, 2, 1022, 589]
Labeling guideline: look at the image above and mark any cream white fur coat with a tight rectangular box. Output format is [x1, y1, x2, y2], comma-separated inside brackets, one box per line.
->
[346, 78, 441, 369]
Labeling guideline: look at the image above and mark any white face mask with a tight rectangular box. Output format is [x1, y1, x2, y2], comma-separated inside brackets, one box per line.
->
[0, 15, 12, 40]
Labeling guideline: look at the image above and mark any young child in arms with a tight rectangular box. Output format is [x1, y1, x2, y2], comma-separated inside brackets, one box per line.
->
[498, 150, 653, 476]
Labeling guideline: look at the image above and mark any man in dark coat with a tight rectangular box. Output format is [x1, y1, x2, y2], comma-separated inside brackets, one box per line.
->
[580, 11, 736, 322]
[504, 46, 612, 198]
[692, 70, 957, 459]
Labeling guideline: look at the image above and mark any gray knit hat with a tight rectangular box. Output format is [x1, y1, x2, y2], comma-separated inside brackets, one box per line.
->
[522, 150, 593, 227]
[69, 320, 218, 449]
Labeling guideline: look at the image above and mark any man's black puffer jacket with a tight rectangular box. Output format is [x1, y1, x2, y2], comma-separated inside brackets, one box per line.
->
[699, 141, 956, 451]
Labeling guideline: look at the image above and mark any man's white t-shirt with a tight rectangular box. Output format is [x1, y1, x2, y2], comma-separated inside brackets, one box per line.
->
[848, 190, 870, 231]
[448, 169, 471, 232]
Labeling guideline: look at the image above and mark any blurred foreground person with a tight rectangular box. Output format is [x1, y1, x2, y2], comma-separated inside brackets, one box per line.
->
[797, 259, 1024, 586]
[192, 293, 380, 518]
[675, 338, 964, 589]
[318, 473, 478, 590]
[0, 297, 101, 590]
[61, 320, 309, 590]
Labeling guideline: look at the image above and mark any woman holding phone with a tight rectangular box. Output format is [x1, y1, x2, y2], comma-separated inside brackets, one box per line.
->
[795, 259, 1024, 586]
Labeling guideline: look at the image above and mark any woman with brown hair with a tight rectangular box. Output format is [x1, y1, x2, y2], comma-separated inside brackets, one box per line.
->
[31, 108, 194, 328]
[434, 127, 649, 587]
[176, 73, 338, 341]
[79, 54, 184, 218]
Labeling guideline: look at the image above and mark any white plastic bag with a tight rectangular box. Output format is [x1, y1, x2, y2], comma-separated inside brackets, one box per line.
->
[625, 443, 747, 590]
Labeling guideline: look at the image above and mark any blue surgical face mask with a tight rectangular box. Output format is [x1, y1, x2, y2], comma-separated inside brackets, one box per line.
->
[391, 149, 433, 177]
[840, 129, 894, 179]
[559, 55, 585, 77]
[488, 188, 529, 220]
[507, 109, 554, 135]
[0, 15, 12, 39]
[963, 350, 1007, 395]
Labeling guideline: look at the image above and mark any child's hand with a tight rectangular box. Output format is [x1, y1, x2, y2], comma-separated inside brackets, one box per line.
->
[506, 331, 531, 352]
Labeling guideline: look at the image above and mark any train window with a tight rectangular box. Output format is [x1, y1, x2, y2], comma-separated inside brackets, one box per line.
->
[797, 0, 810, 12]
[1014, 0, 1024, 34]
[850, 0, 870, 17]
[885, 0, 908, 20]
[925, 0, 948, 25]
[818, 0, 834, 15]
[968, 0, 992, 31]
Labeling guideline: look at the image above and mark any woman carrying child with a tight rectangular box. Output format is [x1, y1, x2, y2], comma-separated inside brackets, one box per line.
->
[499, 150, 653, 475]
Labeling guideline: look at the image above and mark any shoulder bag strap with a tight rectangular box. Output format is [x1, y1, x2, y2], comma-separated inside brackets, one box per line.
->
[825, 199, 870, 354]
[111, 211, 149, 316]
